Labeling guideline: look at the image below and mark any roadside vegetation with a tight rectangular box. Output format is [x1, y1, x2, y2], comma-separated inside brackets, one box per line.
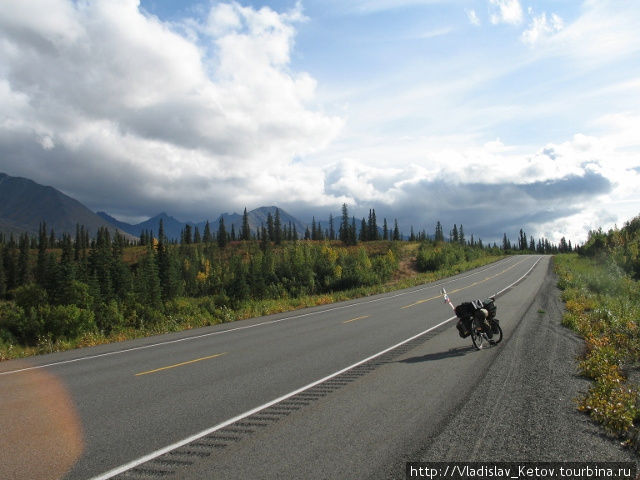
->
[0, 204, 565, 361]
[554, 214, 640, 439]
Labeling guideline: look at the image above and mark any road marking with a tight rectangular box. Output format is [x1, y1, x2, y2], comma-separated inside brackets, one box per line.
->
[343, 315, 370, 324]
[135, 353, 227, 376]
[401, 258, 527, 309]
[0, 256, 526, 376]
[89, 255, 543, 480]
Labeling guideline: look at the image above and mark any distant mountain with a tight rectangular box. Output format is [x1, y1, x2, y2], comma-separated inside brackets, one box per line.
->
[0, 172, 134, 240]
[97, 211, 189, 242]
[101, 206, 308, 242]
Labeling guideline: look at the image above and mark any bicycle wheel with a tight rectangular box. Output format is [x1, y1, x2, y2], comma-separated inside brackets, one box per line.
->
[489, 320, 503, 345]
[470, 320, 489, 350]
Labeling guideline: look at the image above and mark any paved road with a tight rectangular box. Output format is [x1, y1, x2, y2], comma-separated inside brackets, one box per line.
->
[1, 255, 560, 479]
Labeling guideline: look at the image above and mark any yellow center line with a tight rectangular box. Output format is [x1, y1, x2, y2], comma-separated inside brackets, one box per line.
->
[343, 315, 370, 324]
[401, 258, 527, 309]
[135, 352, 227, 376]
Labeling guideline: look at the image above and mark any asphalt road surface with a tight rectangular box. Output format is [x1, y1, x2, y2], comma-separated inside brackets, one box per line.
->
[1, 255, 634, 480]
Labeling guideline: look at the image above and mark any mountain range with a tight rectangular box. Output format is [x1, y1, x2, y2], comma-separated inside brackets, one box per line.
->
[0, 172, 308, 241]
[96, 207, 308, 242]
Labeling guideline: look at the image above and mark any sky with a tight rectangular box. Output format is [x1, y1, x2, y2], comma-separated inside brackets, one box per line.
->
[1, 0, 639, 244]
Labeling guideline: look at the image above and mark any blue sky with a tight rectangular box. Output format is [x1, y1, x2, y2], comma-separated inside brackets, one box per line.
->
[1, 0, 639, 243]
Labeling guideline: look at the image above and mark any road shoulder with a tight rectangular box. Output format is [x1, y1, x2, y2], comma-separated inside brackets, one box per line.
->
[408, 258, 638, 466]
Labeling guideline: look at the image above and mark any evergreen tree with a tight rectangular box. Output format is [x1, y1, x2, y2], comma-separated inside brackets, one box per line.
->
[409, 226, 416, 242]
[231, 224, 236, 241]
[241, 207, 251, 241]
[4, 241, 17, 292]
[311, 217, 318, 241]
[393, 219, 400, 241]
[434, 221, 445, 242]
[274, 208, 282, 245]
[329, 214, 335, 241]
[267, 213, 275, 241]
[260, 225, 269, 251]
[218, 217, 228, 248]
[193, 226, 201, 244]
[138, 246, 162, 308]
[182, 224, 192, 245]
[360, 218, 367, 241]
[368, 209, 378, 241]
[459, 224, 465, 245]
[340, 204, 350, 244]
[502, 233, 511, 251]
[18, 233, 30, 286]
[451, 224, 459, 243]
[350, 217, 358, 245]
[36, 221, 48, 286]
[383, 218, 389, 241]
[203, 221, 212, 243]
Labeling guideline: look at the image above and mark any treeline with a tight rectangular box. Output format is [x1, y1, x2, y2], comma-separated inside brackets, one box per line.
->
[577, 214, 640, 278]
[0, 219, 399, 347]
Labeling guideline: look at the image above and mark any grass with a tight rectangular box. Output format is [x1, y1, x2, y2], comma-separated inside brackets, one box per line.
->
[0, 249, 503, 361]
[554, 254, 640, 437]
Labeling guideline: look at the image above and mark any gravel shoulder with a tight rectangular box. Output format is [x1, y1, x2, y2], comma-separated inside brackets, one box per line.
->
[411, 258, 638, 465]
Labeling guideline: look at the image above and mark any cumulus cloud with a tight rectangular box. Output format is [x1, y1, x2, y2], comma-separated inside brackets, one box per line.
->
[0, 0, 342, 219]
[489, 0, 523, 25]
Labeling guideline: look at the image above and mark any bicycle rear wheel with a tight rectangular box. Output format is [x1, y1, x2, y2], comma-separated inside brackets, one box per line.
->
[490, 320, 503, 345]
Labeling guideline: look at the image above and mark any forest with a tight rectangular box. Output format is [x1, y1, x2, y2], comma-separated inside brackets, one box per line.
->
[0, 205, 568, 359]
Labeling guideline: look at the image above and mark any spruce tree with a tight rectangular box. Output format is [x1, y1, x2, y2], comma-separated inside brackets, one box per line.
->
[350, 217, 358, 245]
[182, 224, 192, 245]
[383, 218, 389, 241]
[434, 221, 444, 242]
[241, 208, 251, 241]
[193, 226, 201, 244]
[267, 213, 275, 241]
[340, 204, 350, 244]
[368, 209, 378, 241]
[393, 219, 400, 241]
[36, 221, 48, 286]
[18, 233, 30, 286]
[218, 217, 228, 248]
[274, 209, 282, 245]
[203, 221, 212, 243]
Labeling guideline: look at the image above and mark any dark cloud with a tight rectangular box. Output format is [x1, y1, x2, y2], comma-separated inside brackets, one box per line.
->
[305, 171, 613, 243]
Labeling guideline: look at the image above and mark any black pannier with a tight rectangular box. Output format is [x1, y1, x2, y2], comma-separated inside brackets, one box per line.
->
[454, 302, 475, 319]
[456, 318, 472, 338]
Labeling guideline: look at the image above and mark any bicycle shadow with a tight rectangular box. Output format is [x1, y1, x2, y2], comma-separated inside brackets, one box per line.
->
[399, 345, 475, 364]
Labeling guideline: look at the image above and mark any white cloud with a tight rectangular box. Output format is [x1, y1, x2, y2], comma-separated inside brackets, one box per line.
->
[0, 0, 342, 217]
[489, 0, 523, 25]
[524, 1, 640, 67]
[522, 11, 563, 46]
[466, 9, 481, 26]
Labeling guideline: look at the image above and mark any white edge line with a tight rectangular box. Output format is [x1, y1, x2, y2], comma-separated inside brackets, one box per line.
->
[0, 256, 521, 376]
[90, 255, 544, 480]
